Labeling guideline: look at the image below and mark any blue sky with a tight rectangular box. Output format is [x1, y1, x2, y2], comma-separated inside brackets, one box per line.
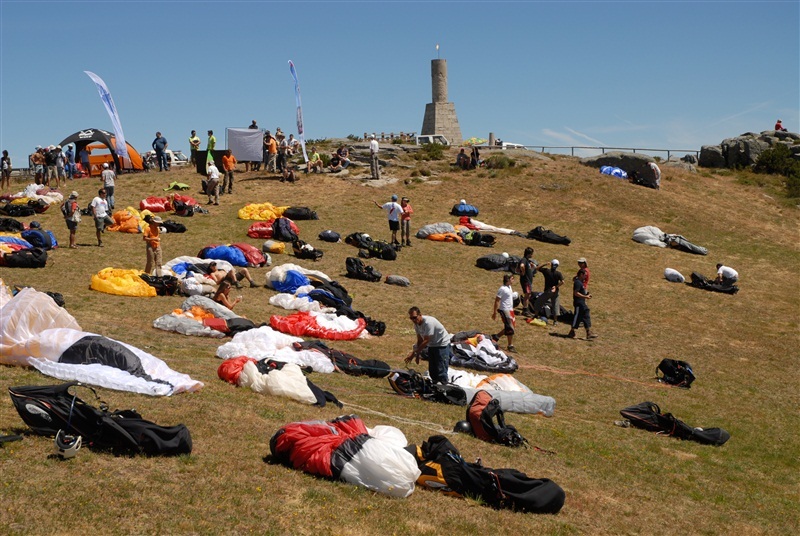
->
[1, 1, 797, 164]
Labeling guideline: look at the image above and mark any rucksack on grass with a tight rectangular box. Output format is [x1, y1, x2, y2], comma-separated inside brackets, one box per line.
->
[656, 358, 695, 388]
[467, 390, 527, 447]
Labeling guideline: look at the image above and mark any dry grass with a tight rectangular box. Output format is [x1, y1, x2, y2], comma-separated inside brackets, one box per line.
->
[1, 144, 799, 535]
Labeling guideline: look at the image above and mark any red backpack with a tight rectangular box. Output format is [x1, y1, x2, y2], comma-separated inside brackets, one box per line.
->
[466, 391, 528, 447]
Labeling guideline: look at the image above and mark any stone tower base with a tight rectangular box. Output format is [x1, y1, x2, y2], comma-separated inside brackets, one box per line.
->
[421, 102, 462, 145]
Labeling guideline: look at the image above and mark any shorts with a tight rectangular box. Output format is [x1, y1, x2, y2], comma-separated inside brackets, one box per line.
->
[389, 220, 400, 231]
[66, 220, 78, 231]
[95, 215, 114, 230]
[499, 309, 516, 336]
[521, 281, 532, 295]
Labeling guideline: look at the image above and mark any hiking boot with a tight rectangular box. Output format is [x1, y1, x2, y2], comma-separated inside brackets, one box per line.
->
[587, 330, 598, 339]
[249, 281, 258, 288]
[507, 345, 516, 352]
[567, 329, 576, 338]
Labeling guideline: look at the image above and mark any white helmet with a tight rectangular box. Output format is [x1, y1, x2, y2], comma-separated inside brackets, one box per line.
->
[54, 429, 82, 459]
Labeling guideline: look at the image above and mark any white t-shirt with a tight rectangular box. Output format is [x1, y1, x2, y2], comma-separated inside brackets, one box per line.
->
[370, 139, 379, 154]
[717, 265, 738, 280]
[101, 169, 116, 187]
[496, 284, 514, 312]
[381, 202, 403, 222]
[90, 196, 109, 218]
[207, 164, 220, 180]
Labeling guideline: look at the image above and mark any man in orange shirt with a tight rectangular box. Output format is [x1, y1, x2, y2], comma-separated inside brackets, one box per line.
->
[221, 149, 237, 195]
[264, 131, 278, 173]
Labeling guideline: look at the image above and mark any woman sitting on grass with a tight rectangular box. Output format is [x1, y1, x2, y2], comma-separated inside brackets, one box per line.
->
[213, 281, 242, 310]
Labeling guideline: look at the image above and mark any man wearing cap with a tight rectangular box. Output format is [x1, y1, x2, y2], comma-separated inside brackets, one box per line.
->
[374, 194, 403, 246]
[143, 214, 164, 275]
[534, 259, 564, 325]
[152, 132, 168, 171]
[206, 160, 220, 205]
[90, 188, 114, 247]
[64, 144, 76, 180]
[100, 162, 116, 210]
[369, 134, 380, 180]
[577, 257, 591, 289]
[775, 119, 787, 132]
[62, 191, 81, 249]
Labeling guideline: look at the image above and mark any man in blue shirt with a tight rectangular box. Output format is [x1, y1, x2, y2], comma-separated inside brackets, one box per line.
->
[152, 132, 169, 171]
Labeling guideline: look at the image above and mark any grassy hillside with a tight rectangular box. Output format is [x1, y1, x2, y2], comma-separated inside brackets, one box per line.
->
[1, 144, 798, 535]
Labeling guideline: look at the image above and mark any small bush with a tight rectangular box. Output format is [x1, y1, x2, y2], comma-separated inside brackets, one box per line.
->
[419, 143, 445, 161]
[420, 168, 432, 177]
[753, 144, 800, 197]
[410, 169, 420, 178]
[484, 155, 515, 169]
[346, 134, 360, 141]
[391, 138, 403, 145]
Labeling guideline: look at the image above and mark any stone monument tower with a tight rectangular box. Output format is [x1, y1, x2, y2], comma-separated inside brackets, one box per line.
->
[420, 59, 462, 144]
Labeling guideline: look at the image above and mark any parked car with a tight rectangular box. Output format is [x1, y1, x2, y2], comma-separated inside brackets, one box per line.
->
[415, 134, 450, 146]
[141, 149, 189, 168]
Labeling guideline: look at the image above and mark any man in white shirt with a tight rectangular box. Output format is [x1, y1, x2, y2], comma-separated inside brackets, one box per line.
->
[369, 134, 380, 180]
[207, 160, 221, 205]
[491, 274, 516, 352]
[90, 188, 114, 247]
[374, 194, 403, 245]
[714, 264, 739, 287]
[100, 162, 117, 209]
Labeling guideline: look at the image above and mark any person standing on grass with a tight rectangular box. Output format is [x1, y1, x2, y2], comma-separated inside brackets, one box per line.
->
[577, 257, 590, 289]
[79, 146, 91, 177]
[206, 160, 220, 205]
[62, 191, 81, 249]
[405, 306, 452, 385]
[152, 132, 168, 172]
[90, 188, 114, 247]
[64, 144, 76, 180]
[189, 130, 201, 166]
[518, 247, 537, 314]
[491, 274, 516, 352]
[568, 269, 597, 339]
[369, 134, 381, 180]
[1, 150, 11, 190]
[221, 149, 237, 195]
[143, 214, 163, 275]
[264, 131, 277, 173]
[400, 196, 413, 246]
[535, 259, 564, 325]
[374, 194, 403, 246]
[100, 162, 116, 210]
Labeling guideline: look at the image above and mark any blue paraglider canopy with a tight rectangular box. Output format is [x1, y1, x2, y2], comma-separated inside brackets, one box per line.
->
[600, 165, 628, 179]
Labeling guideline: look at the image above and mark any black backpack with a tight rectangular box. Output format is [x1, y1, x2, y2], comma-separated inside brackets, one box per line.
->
[272, 217, 298, 242]
[619, 401, 730, 446]
[9, 382, 192, 456]
[656, 359, 695, 388]
[292, 239, 323, 260]
[172, 199, 194, 217]
[406, 435, 565, 514]
[0, 217, 23, 232]
[388, 369, 432, 398]
[283, 206, 318, 220]
[318, 230, 341, 243]
[139, 274, 179, 296]
[2, 247, 48, 268]
[2, 202, 36, 217]
[161, 220, 187, 233]
[526, 226, 571, 245]
[467, 390, 527, 447]
[345, 257, 382, 282]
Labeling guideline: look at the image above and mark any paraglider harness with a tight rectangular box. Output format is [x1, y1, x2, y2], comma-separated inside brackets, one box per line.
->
[466, 390, 528, 448]
[655, 358, 695, 388]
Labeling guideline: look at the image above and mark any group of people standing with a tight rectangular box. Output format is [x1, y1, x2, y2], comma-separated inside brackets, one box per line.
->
[58, 162, 118, 249]
[25, 144, 90, 188]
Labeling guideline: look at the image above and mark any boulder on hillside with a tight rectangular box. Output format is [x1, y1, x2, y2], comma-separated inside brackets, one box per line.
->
[580, 152, 659, 184]
[699, 130, 799, 169]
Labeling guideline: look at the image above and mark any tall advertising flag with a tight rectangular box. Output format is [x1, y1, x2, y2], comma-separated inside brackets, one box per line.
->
[288, 61, 309, 162]
[84, 71, 128, 160]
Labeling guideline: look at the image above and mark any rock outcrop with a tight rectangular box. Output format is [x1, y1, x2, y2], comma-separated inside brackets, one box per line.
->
[699, 130, 800, 169]
[579, 152, 659, 183]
